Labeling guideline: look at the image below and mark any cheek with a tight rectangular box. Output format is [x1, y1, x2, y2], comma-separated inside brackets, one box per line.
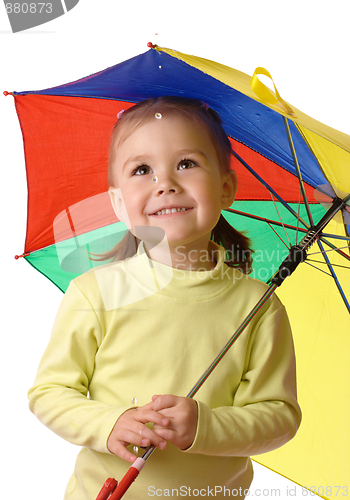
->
[121, 186, 146, 216]
[197, 186, 224, 228]
[198, 181, 222, 207]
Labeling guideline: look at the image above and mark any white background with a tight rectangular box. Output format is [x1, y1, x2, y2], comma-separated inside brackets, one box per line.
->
[1, 1, 349, 498]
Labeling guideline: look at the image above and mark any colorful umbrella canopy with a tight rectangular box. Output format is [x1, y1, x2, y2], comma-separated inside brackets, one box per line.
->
[10, 45, 350, 499]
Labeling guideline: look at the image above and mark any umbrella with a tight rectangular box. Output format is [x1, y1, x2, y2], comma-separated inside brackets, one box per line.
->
[7, 44, 350, 499]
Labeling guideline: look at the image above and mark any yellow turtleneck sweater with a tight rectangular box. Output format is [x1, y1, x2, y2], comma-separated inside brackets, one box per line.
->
[28, 243, 301, 499]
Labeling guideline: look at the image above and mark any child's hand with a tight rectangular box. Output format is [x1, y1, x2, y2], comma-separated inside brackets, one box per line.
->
[151, 395, 198, 450]
[107, 401, 169, 463]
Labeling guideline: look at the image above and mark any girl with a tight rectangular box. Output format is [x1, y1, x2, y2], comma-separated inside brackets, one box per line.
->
[28, 97, 301, 499]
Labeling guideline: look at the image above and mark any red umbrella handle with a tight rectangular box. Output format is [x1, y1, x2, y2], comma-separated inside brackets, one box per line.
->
[95, 478, 118, 500]
[96, 458, 146, 500]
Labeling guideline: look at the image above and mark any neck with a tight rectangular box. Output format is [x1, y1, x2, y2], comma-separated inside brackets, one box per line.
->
[143, 240, 217, 271]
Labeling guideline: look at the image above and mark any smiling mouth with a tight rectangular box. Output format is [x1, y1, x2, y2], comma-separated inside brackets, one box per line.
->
[151, 207, 192, 216]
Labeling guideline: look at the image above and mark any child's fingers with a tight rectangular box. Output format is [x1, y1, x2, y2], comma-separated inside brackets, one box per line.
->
[152, 394, 178, 412]
[107, 429, 167, 462]
[152, 426, 176, 442]
[132, 407, 169, 427]
[139, 400, 154, 410]
[151, 396, 198, 450]
[117, 425, 167, 450]
[107, 408, 168, 462]
[108, 440, 138, 463]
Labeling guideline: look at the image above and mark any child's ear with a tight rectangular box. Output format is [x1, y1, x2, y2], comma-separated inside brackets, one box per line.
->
[108, 187, 131, 227]
[221, 169, 238, 209]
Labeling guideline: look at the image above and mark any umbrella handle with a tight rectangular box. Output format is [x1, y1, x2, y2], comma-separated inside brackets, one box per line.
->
[95, 478, 118, 500]
[100, 458, 146, 500]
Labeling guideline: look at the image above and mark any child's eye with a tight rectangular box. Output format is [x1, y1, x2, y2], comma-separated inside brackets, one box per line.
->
[133, 165, 151, 176]
[178, 159, 196, 170]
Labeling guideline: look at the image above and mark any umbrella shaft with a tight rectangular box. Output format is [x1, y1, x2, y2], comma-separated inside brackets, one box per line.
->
[141, 283, 278, 462]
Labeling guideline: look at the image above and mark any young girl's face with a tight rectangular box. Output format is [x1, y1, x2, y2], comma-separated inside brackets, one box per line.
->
[109, 114, 236, 253]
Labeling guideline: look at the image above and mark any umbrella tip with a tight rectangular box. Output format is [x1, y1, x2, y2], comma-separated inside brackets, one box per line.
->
[147, 42, 157, 49]
[14, 252, 30, 259]
[3, 91, 14, 97]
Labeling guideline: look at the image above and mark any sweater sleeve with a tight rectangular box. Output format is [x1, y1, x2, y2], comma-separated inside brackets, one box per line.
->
[27, 280, 129, 454]
[185, 301, 302, 457]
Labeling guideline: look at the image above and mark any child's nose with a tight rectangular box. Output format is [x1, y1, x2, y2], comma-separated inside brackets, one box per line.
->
[157, 185, 177, 195]
[155, 172, 181, 195]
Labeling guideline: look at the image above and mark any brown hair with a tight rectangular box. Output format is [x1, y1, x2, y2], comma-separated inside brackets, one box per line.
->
[101, 97, 253, 273]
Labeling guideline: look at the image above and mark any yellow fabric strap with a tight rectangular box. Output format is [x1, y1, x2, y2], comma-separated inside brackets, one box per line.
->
[250, 67, 294, 116]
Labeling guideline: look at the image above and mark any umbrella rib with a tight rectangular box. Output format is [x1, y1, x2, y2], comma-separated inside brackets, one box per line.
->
[296, 188, 302, 245]
[230, 149, 309, 229]
[306, 258, 350, 271]
[320, 237, 350, 262]
[282, 116, 314, 226]
[224, 208, 308, 233]
[308, 245, 350, 258]
[317, 240, 350, 312]
[304, 259, 332, 278]
[321, 233, 350, 241]
[304, 260, 333, 277]
[266, 221, 290, 249]
[269, 192, 291, 247]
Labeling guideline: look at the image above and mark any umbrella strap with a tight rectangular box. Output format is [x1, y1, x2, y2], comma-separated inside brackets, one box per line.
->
[250, 67, 294, 116]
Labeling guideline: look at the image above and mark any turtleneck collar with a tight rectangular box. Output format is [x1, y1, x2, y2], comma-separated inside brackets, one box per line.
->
[123, 240, 237, 300]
